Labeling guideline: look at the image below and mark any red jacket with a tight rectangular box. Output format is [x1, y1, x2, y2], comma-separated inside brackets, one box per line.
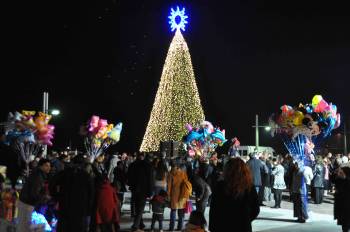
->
[95, 181, 120, 224]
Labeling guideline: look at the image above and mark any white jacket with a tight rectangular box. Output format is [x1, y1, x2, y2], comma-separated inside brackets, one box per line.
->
[303, 166, 314, 185]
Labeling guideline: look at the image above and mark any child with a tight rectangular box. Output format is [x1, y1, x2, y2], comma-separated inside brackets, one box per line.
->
[1, 189, 15, 221]
[150, 189, 168, 232]
[96, 176, 120, 232]
[184, 210, 207, 232]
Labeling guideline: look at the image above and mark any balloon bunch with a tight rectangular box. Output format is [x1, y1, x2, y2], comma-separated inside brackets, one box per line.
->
[269, 95, 340, 139]
[184, 121, 227, 159]
[80, 115, 123, 162]
[3, 111, 55, 146]
[269, 95, 340, 167]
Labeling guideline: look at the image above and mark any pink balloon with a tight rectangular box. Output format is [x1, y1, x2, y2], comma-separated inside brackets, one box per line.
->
[185, 123, 193, 132]
[188, 149, 195, 157]
[89, 115, 100, 132]
[98, 119, 108, 128]
[314, 99, 328, 113]
[46, 124, 55, 131]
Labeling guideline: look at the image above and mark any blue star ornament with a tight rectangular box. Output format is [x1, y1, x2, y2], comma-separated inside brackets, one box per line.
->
[168, 6, 189, 32]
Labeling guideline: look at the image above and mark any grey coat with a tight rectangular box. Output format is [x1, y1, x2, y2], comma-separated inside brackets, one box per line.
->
[312, 164, 325, 188]
[271, 164, 286, 190]
[292, 168, 307, 195]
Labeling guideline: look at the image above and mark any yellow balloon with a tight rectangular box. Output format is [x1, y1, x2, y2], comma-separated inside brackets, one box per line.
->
[293, 111, 304, 126]
[312, 95, 323, 107]
[22, 110, 36, 116]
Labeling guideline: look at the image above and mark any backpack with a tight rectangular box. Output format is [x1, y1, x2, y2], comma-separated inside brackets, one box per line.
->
[180, 178, 192, 199]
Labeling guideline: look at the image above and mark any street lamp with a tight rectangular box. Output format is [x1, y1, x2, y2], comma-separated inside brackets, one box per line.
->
[51, 109, 60, 116]
[252, 114, 271, 152]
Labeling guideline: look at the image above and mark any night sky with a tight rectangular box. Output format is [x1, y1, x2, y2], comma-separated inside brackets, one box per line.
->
[3, 0, 350, 153]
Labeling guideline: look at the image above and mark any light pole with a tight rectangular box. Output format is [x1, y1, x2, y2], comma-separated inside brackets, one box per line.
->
[344, 122, 348, 156]
[252, 114, 271, 152]
[42, 92, 49, 157]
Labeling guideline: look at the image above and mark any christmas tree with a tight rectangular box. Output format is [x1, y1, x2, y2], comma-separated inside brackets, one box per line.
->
[140, 7, 205, 152]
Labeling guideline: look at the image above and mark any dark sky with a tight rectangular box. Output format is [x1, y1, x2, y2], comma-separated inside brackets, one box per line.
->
[3, 0, 350, 153]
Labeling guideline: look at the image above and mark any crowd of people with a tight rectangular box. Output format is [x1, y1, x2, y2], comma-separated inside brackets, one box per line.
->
[0, 135, 350, 232]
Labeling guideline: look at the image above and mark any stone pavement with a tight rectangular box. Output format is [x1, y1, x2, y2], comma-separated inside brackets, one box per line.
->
[120, 192, 341, 232]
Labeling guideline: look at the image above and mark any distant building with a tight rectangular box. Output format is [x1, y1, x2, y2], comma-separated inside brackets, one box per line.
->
[236, 146, 275, 156]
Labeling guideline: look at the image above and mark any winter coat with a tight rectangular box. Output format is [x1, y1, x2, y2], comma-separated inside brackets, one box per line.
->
[113, 164, 127, 192]
[262, 161, 273, 187]
[167, 168, 188, 209]
[312, 164, 325, 188]
[184, 223, 206, 232]
[209, 180, 260, 232]
[271, 164, 286, 190]
[150, 195, 167, 214]
[19, 168, 48, 207]
[107, 155, 119, 182]
[55, 164, 95, 217]
[193, 175, 211, 201]
[247, 158, 268, 187]
[127, 159, 153, 198]
[95, 181, 120, 224]
[334, 177, 350, 226]
[291, 168, 307, 195]
[303, 166, 314, 186]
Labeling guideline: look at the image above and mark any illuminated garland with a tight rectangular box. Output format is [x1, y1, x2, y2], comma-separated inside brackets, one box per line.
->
[140, 30, 205, 152]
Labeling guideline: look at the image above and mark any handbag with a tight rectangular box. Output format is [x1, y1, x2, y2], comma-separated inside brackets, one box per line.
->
[184, 200, 193, 214]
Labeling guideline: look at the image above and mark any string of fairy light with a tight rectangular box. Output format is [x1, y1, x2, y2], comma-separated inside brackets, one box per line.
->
[140, 28, 205, 152]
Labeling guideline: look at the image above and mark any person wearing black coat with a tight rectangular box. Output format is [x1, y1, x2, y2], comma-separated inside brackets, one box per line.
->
[209, 158, 260, 232]
[192, 172, 211, 214]
[127, 153, 153, 232]
[334, 167, 350, 232]
[53, 157, 95, 232]
[18, 159, 51, 232]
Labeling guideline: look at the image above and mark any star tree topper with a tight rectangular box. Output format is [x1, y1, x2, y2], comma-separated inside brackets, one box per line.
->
[168, 6, 189, 32]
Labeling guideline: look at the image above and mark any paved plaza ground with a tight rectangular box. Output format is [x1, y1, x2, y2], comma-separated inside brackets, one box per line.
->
[120, 192, 341, 232]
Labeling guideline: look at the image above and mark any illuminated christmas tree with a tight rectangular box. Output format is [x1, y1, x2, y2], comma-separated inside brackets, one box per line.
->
[140, 7, 205, 152]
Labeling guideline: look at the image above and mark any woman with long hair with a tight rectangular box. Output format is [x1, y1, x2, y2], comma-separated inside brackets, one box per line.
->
[153, 157, 168, 195]
[209, 158, 260, 232]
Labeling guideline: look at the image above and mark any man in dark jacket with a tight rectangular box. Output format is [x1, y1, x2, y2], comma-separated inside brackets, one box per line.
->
[18, 158, 51, 232]
[247, 153, 268, 206]
[53, 157, 95, 232]
[128, 153, 153, 232]
[334, 167, 350, 232]
[192, 172, 211, 214]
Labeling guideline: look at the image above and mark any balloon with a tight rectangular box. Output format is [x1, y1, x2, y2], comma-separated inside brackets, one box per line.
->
[314, 99, 329, 113]
[334, 113, 341, 129]
[185, 123, 193, 132]
[96, 126, 108, 139]
[293, 111, 304, 126]
[312, 95, 323, 107]
[22, 110, 36, 117]
[98, 119, 108, 128]
[89, 115, 100, 132]
[201, 121, 214, 133]
[108, 122, 123, 142]
[188, 149, 195, 157]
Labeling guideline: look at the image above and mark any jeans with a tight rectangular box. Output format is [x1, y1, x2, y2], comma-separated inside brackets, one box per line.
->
[169, 209, 185, 230]
[151, 213, 164, 230]
[274, 189, 283, 207]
